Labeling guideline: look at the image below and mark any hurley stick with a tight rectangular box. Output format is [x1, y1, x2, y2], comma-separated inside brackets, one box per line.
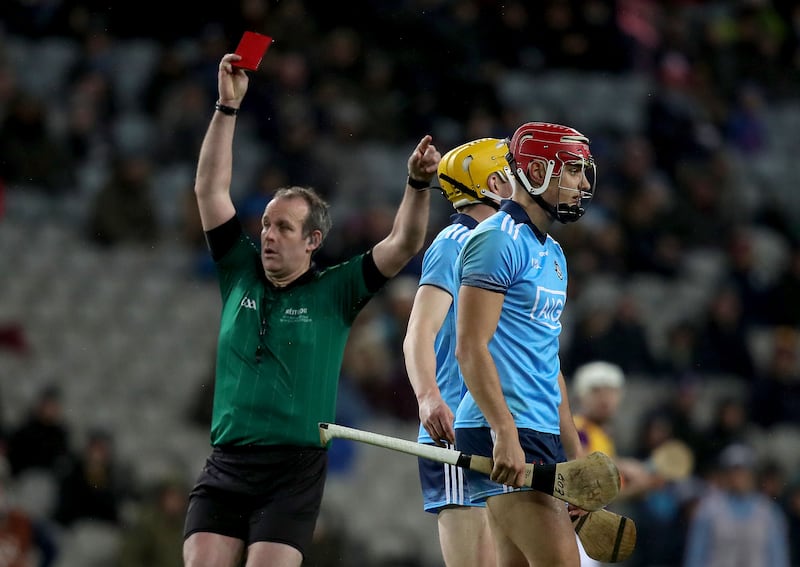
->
[648, 439, 694, 481]
[319, 422, 620, 511]
[573, 508, 637, 563]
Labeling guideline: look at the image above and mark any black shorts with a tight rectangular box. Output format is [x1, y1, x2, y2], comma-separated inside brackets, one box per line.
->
[183, 444, 328, 557]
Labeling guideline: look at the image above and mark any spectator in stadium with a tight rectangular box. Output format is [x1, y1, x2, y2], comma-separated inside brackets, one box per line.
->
[85, 152, 161, 247]
[766, 243, 800, 327]
[784, 475, 800, 566]
[723, 226, 775, 327]
[750, 326, 800, 428]
[118, 475, 188, 567]
[695, 395, 750, 476]
[631, 378, 708, 482]
[453, 121, 593, 566]
[684, 443, 790, 567]
[0, 92, 75, 194]
[565, 294, 659, 377]
[53, 428, 133, 527]
[403, 137, 514, 567]
[0, 456, 59, 567]
[182, 52, 438, 567]
[691, 284, 756, 380]
[6, 385, 71, 479]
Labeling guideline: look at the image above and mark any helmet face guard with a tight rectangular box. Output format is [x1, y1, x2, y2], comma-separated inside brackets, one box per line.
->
[437, 138, 510, 210]
[506, 122, 595, 223]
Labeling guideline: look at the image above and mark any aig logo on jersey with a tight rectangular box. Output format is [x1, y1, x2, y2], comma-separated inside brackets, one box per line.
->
[530, 287, 565, 330]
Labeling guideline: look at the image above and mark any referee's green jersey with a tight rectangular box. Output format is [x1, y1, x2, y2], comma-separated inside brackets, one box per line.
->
[211, 233, 376, 448]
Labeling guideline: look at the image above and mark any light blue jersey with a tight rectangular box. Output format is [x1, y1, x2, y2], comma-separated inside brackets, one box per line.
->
[455, 200, 567, 434]
[416, 213, 478, 444]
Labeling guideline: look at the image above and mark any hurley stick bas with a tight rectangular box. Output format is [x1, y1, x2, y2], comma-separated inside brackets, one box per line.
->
[573, 508, 637, 563]
[648, 438, 694, 481]
[319, 422, 620, 511]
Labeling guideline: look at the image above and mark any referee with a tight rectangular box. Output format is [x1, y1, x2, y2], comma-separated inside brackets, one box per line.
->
[182, 51, 440, 567]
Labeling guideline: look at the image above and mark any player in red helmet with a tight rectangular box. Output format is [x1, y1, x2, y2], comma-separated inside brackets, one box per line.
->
[454, 121, 595, 566]
[505, 121, 595, 223]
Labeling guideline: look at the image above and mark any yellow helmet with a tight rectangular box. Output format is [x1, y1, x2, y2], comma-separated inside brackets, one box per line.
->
[437, 138, 510, 210]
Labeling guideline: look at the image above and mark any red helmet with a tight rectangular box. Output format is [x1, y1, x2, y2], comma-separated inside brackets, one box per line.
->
[506, 122, 595, 223]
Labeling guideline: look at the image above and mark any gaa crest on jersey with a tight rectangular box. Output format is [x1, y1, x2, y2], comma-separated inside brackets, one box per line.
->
[554, 260, 563, 280]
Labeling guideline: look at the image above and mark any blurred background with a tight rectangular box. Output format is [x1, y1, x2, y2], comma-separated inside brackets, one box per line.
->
[0, 0, 799, 565]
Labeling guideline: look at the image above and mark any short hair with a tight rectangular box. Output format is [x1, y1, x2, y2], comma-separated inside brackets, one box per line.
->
[272, 186, 332, 244]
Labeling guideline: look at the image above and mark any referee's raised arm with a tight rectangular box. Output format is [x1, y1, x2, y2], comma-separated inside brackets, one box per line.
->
[371, 134, 440, 278]
[194, 53, 247, 232]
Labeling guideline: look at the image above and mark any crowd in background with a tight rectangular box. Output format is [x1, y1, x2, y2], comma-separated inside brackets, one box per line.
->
[1, 0, 800, 565]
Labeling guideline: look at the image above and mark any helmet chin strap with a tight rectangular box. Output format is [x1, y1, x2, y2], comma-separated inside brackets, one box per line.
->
[551, 201, 586, 223]
[505, 164, 584, 224]
[532, 188, 586, 224]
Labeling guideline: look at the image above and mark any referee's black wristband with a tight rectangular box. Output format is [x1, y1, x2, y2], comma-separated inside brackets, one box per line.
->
[215, 101, 239, 116]
[407, 175, 430, 190]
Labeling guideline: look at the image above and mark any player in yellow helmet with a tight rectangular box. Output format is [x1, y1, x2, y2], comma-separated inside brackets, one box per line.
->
[403, 138, 513, 567]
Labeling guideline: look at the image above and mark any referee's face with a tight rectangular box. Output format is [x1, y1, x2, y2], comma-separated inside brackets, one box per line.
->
[260, 196, 314, 283]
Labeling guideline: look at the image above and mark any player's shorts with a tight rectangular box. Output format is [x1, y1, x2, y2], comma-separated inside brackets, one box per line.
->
[455, 427, 566, 504]
[183, 444, 327, 557]
[418, 442, 486, 513]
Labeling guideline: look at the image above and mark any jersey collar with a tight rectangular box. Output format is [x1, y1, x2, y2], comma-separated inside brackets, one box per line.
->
[449, 213, 479, 229]
[263, 264, 319, 291]
[500, 200, 547, 244]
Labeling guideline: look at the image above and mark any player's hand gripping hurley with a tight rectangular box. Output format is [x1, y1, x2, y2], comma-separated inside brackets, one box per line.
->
[319, 422, 620, 511]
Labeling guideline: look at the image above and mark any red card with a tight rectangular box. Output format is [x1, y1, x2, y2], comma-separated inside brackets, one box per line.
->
[233, 31, 273, 71]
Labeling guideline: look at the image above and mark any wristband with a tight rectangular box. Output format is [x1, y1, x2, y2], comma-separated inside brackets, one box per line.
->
[215, 102, 239, 116]
[407, 175, 430, 190]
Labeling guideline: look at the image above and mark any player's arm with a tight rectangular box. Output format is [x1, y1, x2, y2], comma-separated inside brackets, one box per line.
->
[455, 285, 526, 487]
[614, 457, 659, 498]
[194, 53, 248, 231]
[372, 135, 438, 277]
[403, 285, 454, 445]
[557, 371, 585, 460]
